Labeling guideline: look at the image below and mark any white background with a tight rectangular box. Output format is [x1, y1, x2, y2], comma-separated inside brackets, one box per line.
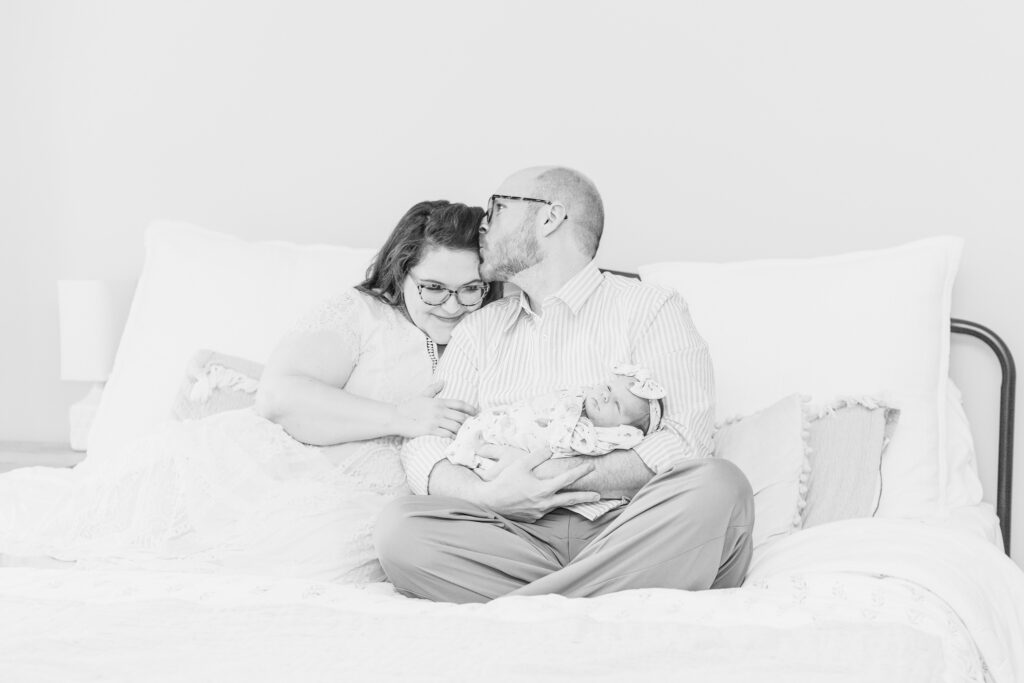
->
[1, 1, 1021, 563]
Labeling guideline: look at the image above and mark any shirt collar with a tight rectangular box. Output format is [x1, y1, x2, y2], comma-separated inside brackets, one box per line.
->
[500, 290, 534, 333]
[500, 261, 604, 332]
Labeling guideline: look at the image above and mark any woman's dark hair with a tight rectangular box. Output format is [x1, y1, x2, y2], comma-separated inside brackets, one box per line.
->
[356, 200, 499, 309]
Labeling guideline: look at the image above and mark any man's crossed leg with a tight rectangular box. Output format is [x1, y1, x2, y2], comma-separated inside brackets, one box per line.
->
[375, 458, 754, 603]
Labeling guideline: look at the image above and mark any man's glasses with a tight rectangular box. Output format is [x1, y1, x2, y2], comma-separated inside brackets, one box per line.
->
[414, 279, 490, 307]
[484, 194, 567, 224]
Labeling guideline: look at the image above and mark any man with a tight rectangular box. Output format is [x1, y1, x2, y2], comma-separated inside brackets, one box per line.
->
[375, 166, 753, 603]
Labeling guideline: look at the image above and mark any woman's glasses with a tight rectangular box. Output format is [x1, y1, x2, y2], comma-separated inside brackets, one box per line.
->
[414, 279, 490, 307]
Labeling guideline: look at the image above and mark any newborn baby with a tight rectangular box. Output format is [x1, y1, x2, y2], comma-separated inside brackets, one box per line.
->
[445, 364, 667, 471]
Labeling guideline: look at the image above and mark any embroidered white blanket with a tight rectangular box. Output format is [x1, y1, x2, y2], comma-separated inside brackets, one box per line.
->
[1, 515, 1021, 682]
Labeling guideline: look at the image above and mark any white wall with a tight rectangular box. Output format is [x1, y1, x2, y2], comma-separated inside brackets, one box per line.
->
[2, 1, 1022, 563]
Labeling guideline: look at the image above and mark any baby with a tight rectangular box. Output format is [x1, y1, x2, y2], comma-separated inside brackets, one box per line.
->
[445, 364, 667, 471]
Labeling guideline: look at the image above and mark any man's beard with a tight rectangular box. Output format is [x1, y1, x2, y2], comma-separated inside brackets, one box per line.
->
[480, 229, 542, 281]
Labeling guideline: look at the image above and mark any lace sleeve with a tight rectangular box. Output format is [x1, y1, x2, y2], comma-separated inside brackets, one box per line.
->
[284, 289, 368, 356]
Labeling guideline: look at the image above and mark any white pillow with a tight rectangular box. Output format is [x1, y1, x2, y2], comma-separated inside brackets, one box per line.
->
[87, 222, 376, 461]
[944, 378, 985, 509]
[640, 237, 962, 519]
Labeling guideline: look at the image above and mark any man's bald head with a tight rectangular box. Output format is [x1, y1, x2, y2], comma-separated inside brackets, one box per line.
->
[499, 166, 605, 258]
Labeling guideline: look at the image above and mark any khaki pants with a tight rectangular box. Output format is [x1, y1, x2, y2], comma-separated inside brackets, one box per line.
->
[375, 458, 754, 603]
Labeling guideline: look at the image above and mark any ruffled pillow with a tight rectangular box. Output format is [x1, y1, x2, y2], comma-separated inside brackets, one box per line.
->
[171, 349, 263, 421]
[715, 394, 902, 549]
[714, 394, 811, 549]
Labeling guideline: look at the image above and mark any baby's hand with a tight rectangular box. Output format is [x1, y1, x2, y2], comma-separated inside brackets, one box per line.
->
[474, 444, 529, 481]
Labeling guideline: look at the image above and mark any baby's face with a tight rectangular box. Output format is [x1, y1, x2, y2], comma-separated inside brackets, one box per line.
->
[582, 374, 650, 428]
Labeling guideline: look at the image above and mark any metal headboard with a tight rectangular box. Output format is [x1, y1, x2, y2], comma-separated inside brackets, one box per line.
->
[951, 319, 1016, 554]
[603, 269, 1016, 555]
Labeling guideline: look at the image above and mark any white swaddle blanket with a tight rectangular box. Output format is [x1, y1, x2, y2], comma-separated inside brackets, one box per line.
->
[445, 389, 645, 469]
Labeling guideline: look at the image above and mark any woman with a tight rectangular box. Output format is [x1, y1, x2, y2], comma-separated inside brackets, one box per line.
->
[0, 200, 493, 582]
[257, 200, 489, 446]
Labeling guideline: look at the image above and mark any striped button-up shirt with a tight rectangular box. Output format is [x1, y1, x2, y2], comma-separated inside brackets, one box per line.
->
[401, 261, 716, 520]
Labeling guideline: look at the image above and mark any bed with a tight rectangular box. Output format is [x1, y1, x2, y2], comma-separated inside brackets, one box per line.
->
[1, 225, 1022, 683]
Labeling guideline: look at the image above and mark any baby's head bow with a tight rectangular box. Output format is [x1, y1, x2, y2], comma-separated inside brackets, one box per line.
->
[612, 363, 667, 400]
[612, 363, 667, 435]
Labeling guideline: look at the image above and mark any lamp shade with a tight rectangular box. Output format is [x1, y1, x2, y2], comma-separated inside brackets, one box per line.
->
[58, 280, 134, 382]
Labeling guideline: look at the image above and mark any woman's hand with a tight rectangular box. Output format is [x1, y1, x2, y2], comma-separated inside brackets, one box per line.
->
[392, 380, 477, 438]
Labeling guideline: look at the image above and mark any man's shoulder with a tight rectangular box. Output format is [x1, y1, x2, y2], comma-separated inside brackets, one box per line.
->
[475, 292, 522, 320]
[456, 293, 520, 333]
[598, 271, 680, 306]
[591, 271, 694, 332]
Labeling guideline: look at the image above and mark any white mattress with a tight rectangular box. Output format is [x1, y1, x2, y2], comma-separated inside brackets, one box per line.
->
[1, 512, 1022, 683]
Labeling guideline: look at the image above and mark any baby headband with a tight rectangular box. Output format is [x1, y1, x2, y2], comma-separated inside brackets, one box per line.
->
[611, 363, 667, 436]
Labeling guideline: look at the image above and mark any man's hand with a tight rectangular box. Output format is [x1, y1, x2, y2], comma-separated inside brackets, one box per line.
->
[479, 447, 601, 523]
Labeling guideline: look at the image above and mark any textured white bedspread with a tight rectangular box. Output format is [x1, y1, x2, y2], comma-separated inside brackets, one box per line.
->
[1, 517, 1021, 683]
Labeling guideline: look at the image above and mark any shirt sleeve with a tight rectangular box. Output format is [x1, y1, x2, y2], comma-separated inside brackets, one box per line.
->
[631, 291, 716, 473]
[282, 289, 364, 355]
[400, 319, 482, 495]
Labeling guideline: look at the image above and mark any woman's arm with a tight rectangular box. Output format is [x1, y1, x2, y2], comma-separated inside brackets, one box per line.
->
[256, 329, 395, 445]
[255, 330, 472, 446]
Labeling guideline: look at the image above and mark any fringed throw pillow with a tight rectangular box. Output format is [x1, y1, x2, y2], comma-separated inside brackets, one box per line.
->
[803, 398, 900, 528]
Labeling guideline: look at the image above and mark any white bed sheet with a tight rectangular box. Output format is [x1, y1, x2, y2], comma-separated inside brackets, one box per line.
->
[1, 512, 1022, 683]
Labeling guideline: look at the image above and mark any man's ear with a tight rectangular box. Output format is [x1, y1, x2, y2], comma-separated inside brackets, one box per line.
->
[538, 203, 569, 237]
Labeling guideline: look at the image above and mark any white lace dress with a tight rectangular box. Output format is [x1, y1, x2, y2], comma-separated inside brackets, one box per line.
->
[0, 290, 437, 583]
